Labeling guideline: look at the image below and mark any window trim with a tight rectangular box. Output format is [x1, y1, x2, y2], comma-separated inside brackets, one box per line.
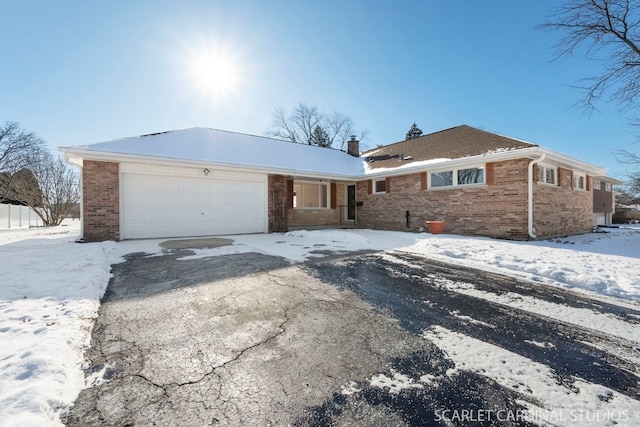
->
[373, 179, 387, 194]
[536, 164, 557, 186]
[292, 180, 330, 209]
[573, 172, 586, 191]
[427, 164, 486, 189]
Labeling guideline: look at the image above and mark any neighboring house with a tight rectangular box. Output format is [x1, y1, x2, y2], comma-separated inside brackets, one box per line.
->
[0, 170, 43, 228]
[60, 125, 614, 242]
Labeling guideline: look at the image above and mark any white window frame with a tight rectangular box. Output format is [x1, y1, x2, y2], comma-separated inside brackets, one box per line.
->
[428, 165, 485, 189]
[373, 179, 387, 194]
[292, 180, 330, 209]
[573, 172, 586, 191]
[537, 164, 557, 186]
[605, 182, 612, 191]
[593, 179, 602, 191]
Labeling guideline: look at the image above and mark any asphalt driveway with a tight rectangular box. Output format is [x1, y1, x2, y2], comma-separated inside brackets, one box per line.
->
[63, 241, 640, 426]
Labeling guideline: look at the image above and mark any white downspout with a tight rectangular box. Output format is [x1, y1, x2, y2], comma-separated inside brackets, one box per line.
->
[528, 152, 546, 239]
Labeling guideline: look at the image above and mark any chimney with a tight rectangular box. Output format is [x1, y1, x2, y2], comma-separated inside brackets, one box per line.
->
[347, 135, 360, 157]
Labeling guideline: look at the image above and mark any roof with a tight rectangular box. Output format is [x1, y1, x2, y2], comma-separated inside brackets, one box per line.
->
[362, 125, 537, 170]
[60, 125, 609, 179]
[60, 127, 365, 179]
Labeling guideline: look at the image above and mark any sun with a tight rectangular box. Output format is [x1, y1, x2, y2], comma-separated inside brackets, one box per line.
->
[186, 45, 241, 100]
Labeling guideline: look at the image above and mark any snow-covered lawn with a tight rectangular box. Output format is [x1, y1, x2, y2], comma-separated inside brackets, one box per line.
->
[1, 223, 638, 426]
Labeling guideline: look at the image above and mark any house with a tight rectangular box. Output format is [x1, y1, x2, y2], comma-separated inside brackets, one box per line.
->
[0, 170, 43, 229]
[60, 125, 614, 242]
[592, 176, 623, 226]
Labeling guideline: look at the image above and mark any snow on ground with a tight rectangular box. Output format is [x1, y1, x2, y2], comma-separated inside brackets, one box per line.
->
[423, 326, 639, 426]
[0, 223, 638, 426]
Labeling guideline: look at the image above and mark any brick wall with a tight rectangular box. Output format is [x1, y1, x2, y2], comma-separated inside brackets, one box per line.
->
[533, 171, 593, 238]
[356, 159, 594, 240]
[268, 175, 288, 232]
[83, 160, 119, 242]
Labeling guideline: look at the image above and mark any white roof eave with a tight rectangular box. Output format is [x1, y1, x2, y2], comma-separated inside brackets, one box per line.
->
[58, 146, 360, 181]
[60, 144, 609, 181]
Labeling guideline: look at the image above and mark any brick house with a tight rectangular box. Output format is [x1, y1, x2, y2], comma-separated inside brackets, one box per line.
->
[60, 125, 613, 242]
[592, 176, 623, 226]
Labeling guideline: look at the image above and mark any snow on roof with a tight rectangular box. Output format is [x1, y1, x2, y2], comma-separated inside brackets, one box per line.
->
[61, 126, 609, 178]
[63, 127, 365, 178]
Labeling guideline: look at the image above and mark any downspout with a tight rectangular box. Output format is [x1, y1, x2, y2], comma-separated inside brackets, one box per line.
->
[527, 152, 546, 239]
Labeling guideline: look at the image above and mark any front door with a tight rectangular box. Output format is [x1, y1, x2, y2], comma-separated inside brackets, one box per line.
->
[347, 185, 356, 220]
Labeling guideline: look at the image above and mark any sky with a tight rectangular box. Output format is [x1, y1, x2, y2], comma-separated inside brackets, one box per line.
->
[1, 0, 638, 182]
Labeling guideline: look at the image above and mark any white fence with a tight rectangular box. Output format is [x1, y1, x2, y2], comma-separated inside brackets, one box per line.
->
[0, 203, 41, 229]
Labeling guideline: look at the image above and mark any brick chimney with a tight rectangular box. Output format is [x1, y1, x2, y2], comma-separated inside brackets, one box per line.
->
[347, 135, 360, 157]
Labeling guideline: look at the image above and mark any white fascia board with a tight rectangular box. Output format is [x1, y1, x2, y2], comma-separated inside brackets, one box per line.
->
[536, 147, 608, 175]
[58, 147, 357, 181]
[359, 147, 545, 179]
[359, 147, 609, 179]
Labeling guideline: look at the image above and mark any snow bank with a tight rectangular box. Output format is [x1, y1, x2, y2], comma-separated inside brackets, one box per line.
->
[0, 222, 121, 426]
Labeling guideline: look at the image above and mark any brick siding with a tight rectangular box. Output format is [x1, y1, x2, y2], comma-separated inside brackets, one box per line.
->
[356, 159, 593, 240]
[533, 171, 593, 238]
[268, 175, 288, 232]
[83, 160, 119, 242]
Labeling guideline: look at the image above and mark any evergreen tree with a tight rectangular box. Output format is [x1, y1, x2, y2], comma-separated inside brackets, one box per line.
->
[405, 123, 423, 140]
[309, 125, 331, 147]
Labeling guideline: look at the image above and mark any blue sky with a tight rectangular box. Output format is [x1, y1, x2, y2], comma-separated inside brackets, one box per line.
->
[1, 0, 637, 181]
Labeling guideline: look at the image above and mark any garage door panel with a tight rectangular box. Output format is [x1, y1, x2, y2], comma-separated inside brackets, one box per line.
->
[122, 172, 267, 239]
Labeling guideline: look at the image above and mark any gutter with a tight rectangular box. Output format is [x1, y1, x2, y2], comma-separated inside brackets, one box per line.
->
[527, 152, 546, 239]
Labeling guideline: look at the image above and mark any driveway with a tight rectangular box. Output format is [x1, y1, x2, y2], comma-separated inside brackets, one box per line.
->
[64, 242, 640, 426]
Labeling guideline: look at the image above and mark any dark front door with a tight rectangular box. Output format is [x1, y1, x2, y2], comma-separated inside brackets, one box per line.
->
[347, 185, 356, 220]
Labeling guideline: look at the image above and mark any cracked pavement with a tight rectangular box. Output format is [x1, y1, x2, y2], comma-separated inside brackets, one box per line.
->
[64, 245, 640, 426]
[63, 249, 428, 426]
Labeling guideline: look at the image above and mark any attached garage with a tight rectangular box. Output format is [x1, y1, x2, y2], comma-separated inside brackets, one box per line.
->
[120, 164, 268, 239]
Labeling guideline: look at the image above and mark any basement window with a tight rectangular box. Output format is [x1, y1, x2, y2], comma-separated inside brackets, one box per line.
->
[293, 181, 329, 208]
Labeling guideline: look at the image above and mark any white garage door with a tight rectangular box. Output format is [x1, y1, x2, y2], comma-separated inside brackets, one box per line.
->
[121, 172, 267, 239]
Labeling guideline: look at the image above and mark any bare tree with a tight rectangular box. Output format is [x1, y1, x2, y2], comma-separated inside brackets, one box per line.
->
[267, 103, 368, 150]
[539, 0, 640, 113]
[0, 121, 46, 202]
[14, 151, 80, 226]
[1, 122, 79, 226]
[616, 149, 640, 194]
[540, 1, 640, 187]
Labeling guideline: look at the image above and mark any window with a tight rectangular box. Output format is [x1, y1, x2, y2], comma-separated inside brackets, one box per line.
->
[574, 173, 586, 190]
[373, 179, 386, 194]
[605, 182, 612, 191]
[457, 167, 485, 185]
[593, 180, 602, 190]
[293, 181, 329, 208]
[429, 165, 485, 189]
[537, 165, 556, 185]
[431, 171, 453, 188]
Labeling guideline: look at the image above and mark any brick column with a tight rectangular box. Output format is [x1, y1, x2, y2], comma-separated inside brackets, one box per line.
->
[82, 160, 119, 241]
[268, 175, 288, 232]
